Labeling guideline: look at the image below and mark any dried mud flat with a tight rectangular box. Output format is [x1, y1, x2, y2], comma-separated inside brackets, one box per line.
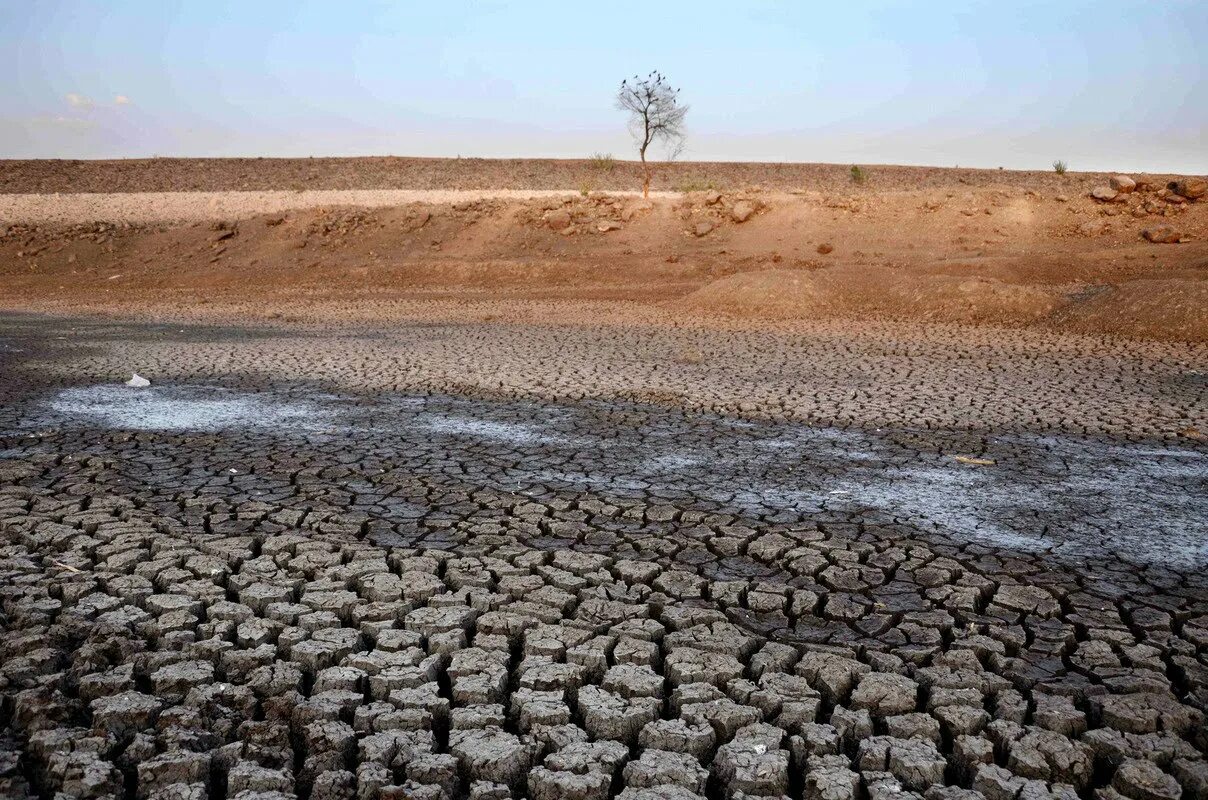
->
[1, 313, 1207, 800]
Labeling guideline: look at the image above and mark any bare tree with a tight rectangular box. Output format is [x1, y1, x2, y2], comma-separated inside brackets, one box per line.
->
[616, 72, 688, 198]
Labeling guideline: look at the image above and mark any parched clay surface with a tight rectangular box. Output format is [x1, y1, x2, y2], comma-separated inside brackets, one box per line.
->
[0, 313, 1205, 800]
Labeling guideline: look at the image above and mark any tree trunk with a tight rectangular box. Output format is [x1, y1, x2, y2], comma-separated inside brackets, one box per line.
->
[640, 144, 649, 199]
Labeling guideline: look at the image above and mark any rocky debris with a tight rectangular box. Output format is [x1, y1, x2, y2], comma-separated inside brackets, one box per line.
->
[673, 192, 766, 236]
[527, 194, 649, 236]
[305, 209, 376, 241]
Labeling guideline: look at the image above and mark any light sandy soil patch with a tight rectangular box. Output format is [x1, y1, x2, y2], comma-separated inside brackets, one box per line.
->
[0, 189, 671, 225]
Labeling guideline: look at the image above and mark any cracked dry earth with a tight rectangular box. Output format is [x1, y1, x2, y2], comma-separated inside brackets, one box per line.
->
[1, 315, 1206, 800]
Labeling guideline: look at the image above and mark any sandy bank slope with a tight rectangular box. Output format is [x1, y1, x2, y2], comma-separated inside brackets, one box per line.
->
[0, 189, 674, 224]
[3, 185, 1206, 342]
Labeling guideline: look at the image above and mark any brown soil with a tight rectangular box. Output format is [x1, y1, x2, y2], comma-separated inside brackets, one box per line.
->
[0, 155, 1193, 194]
[1, 158, 1206, 342]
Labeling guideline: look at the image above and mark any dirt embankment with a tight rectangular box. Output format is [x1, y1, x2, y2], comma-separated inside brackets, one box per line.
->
[1, 162, 1206, 342]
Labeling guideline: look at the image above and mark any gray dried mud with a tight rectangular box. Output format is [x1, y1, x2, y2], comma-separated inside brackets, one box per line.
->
[0, 313, 1205, 800]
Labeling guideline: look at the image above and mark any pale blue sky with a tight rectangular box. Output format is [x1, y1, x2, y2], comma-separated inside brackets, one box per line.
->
[2, 0, 1205, 171]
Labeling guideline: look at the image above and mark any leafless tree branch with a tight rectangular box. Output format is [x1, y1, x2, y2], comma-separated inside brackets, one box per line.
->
[616, 71, 688, 197]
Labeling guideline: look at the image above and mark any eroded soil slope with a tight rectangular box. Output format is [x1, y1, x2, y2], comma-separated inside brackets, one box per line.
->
[2, 175, 1206, 340]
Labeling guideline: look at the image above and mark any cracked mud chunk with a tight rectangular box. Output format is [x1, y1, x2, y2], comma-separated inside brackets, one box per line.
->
[617, 786, 708, 800]
[624, 749, 709, 793]
[90, 691, 161, 737]
[665, 648, 744, 688]
[1112, 759, 1183, 800]
[448, 727, 534, 788]
[528, 766, 612, 800]
[858, 736, 948, 792]
[712, 723, 790, 798]
[806, 755, 862, 800]
[1006, 728, 1094, 788]
[577, 686, 662, 745]
[639, 718, 718, 760]
[851, 672, 920, 717]
[138, 750, 212, 793]
[991, 584, 1060, 617]
[1097, 693, 1203, 736]
[797, 652, 871, 705]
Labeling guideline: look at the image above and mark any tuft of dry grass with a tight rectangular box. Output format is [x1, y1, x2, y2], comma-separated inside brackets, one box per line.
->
[589, 153, 617, 173]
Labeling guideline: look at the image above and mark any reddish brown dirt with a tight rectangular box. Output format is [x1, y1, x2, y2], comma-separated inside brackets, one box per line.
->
[1, 159, 1205, 342]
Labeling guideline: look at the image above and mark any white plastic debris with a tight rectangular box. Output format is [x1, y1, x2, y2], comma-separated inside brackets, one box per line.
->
[125, 373, 151, 388]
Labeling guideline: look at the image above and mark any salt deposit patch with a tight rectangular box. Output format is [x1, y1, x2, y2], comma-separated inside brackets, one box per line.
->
[418, 413, 568, 446]
[47, 386, 327, 432]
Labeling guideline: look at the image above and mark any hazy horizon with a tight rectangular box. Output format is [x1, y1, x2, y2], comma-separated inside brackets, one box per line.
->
[3, 1, 1206, 174]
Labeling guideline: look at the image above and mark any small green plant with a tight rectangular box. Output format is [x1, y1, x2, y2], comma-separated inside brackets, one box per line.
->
[579, 181, 594, 197]
[1053, 160, 1067, 175]
[850, 165, 867, 184]
[589, 152, 616, 172]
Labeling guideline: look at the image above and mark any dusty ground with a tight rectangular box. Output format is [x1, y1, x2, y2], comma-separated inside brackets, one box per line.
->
[1, 160, 1206, 800]
[0, 156, 1180, 194]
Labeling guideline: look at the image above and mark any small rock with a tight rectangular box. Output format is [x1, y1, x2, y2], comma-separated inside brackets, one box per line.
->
[1143, 226, 1183, 244]
[1169, 177, 1207, 200]
[1110, 175, 1137, 194]
[693, 221, 715, 237]
[125, 373, 151, 388]
[597, 221, 622, 233]
[705, 190, 722, 205]
[1091, 187, 1119, 202]
[817, 243, 834, 255]
[546, 210, 572, 230]
[730, 202, 755, 223]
